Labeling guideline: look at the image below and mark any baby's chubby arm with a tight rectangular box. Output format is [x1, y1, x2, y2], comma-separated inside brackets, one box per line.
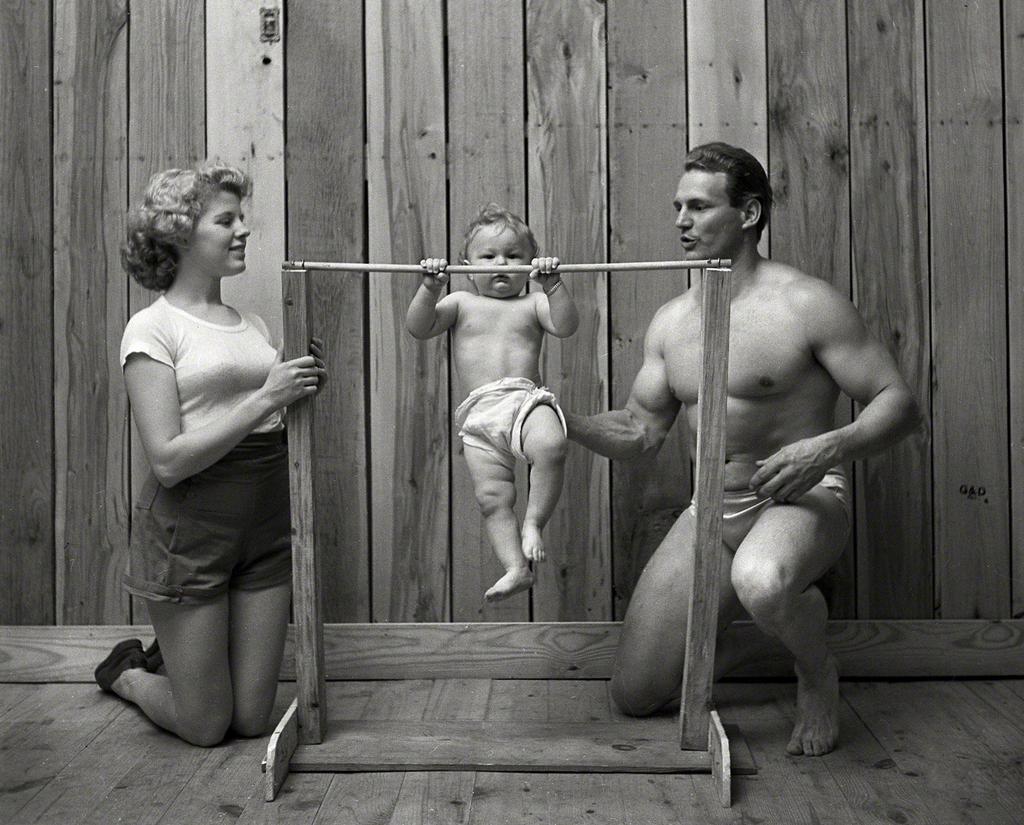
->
[532, 257, 579, 338]
[406, 258, 460, 339]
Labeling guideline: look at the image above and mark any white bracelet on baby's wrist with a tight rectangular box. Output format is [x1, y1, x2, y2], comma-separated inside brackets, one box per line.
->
[544, 279, 564, 296]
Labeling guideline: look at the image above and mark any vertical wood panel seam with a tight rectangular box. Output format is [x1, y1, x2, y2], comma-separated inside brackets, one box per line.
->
[1000, 0, 1016, 616]
[48, 0, 57, 624]
[842, 0, 858, 615]
[442, 0, 453, 623]
[361, 0, 374, 623]
[125, 0, 133, 625]
[923, 0, 937, 618]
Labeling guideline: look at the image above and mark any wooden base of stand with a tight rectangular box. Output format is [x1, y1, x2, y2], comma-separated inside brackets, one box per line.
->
[264, 701, 746, 807]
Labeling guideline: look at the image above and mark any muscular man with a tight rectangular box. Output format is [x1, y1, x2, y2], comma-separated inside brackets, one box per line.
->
[567, 142, 919, 756]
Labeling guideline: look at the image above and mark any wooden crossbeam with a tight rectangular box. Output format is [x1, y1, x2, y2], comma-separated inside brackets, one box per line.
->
[6, 620, 1023, 682]
[284, 720, 757, 776]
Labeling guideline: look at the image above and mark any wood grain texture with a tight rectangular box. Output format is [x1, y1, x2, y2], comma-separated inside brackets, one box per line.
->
[707, 709, 731, 807]
[366, 0, 451, 622]
[11, 697, 149, 825]
[0, 0, 53, 624]
[767, 0, 857, 619]
[9, 620, 1022, 682]
[446, 0, 530, 622]
[607, 0, 691, 618]
[843, 682, 1024, 824]
[207, 0, 286, 341]
[927, 0, 1009, 618]
[264, 698, 298, 801]
[526, 0, 611, 621]
[686, 0, 768, 252]
[126, 0, 205, 625]
[286, 0, 370, 623]
[848, 0, 932, 619]
[1006, 1, 1024, 619]
[283, 271, 326, 744]
[53, 0, 130, 625]
[0, 685, 123, 821]
[289, 720, 754, 774]
[679, 269, 731, 749]
[377, 678, 486, 825]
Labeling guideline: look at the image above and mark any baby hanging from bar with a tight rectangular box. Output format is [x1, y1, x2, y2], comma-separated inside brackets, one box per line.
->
[406, 204, 579, 601]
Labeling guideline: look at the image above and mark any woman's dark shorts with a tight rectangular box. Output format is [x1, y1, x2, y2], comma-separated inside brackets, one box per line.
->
[124, 431, 292, 604]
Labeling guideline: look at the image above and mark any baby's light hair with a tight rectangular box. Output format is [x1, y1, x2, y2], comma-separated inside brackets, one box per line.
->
[459, 203, 538, 262]
[120, 163, 252, 291]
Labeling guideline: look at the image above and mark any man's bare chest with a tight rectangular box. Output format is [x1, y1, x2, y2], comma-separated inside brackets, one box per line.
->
[663, 309, 815, 404]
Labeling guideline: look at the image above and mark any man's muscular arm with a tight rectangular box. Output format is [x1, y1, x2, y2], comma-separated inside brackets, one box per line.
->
[566, 307, 681, 460]
[750, 278, 920, 501]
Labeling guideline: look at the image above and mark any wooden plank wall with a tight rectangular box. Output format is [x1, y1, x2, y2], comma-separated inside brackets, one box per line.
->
[3, 0, 1023, 626]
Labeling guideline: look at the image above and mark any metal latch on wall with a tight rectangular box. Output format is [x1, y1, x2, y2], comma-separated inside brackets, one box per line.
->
[260, 8, 280, 43]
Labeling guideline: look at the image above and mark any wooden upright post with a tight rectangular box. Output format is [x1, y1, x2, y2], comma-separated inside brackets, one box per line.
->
[679, 267, 732, 750]
[281, 268, 326, 744]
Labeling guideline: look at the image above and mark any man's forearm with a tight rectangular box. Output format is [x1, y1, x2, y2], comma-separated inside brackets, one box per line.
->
[564, 409, 656, 460]
[825, 384, 921, 465]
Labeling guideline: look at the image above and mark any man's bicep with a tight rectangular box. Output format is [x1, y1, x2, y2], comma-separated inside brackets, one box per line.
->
[812, 299, 909, 404]
[625, 349, 681, 445]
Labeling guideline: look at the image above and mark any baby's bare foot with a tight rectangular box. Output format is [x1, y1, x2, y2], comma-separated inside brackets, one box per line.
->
[522, 523, 546, 562]
[484, 567, 534, 602]
[787, 653, 840, 756]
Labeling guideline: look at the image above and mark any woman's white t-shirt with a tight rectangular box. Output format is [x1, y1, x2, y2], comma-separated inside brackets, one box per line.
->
[119, 295, 283, 434]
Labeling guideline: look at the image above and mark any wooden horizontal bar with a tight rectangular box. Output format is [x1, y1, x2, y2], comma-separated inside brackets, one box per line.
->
[282, 259, 731, 274]
[287, 720, 757, 775]
[2, 620, 1022, 682]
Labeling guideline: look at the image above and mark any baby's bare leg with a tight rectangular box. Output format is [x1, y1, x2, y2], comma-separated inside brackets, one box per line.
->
[463, 443, 534, 601]
[519, 405, 568, 562]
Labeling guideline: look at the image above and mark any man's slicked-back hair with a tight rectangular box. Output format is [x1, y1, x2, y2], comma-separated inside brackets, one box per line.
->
[684, 142, 773, 239]
[459, 203, 539, 262]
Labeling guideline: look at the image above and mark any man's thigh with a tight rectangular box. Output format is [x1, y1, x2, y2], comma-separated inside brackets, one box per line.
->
[612, 506, 741, 713]
[733, 485, 850, 591]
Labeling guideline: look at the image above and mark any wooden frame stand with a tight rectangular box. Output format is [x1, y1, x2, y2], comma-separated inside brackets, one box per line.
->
[265, 263, 744, 807]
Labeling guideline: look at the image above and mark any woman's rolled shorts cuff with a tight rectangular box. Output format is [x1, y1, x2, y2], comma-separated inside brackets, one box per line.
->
[123, 561, 292, 604]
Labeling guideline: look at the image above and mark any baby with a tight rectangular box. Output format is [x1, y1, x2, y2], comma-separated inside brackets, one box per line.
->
[406, 204, 579, 600]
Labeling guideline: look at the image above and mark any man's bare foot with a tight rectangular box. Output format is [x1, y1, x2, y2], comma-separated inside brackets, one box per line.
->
[522, 522, 546, 562]
[787, 653, 840, 756]
[484, 567, 534, 601]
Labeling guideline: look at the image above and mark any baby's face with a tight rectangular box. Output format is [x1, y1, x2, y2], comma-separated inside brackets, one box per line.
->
[465, 224, 532, 298]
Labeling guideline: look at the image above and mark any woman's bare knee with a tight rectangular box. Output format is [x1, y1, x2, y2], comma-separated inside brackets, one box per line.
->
[178, 708, 232, 747]
[231, 704, 273, 738]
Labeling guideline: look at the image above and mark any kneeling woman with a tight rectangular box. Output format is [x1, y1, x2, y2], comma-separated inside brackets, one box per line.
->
[95, 164, 325, 746]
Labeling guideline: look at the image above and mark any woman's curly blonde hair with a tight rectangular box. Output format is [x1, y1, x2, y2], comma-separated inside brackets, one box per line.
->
[120, 164, 252, 291]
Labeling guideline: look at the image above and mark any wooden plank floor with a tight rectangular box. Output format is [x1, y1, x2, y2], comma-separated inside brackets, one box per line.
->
[1, 679, 1022, 824]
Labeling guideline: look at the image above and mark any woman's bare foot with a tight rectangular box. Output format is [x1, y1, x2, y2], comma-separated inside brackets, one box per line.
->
[787, 653, 840, 756]
[521, 522, 546, 562]
[484, 566, 534, 601]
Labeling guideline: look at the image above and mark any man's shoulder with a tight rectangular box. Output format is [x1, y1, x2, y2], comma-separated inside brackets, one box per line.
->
[651, 288, 698, 324]
[761, 260, 849, 313]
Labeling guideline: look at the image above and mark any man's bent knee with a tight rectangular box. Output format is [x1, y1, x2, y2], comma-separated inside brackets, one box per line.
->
[610, 672, 671, 717]
[732, 560, 791, 629]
